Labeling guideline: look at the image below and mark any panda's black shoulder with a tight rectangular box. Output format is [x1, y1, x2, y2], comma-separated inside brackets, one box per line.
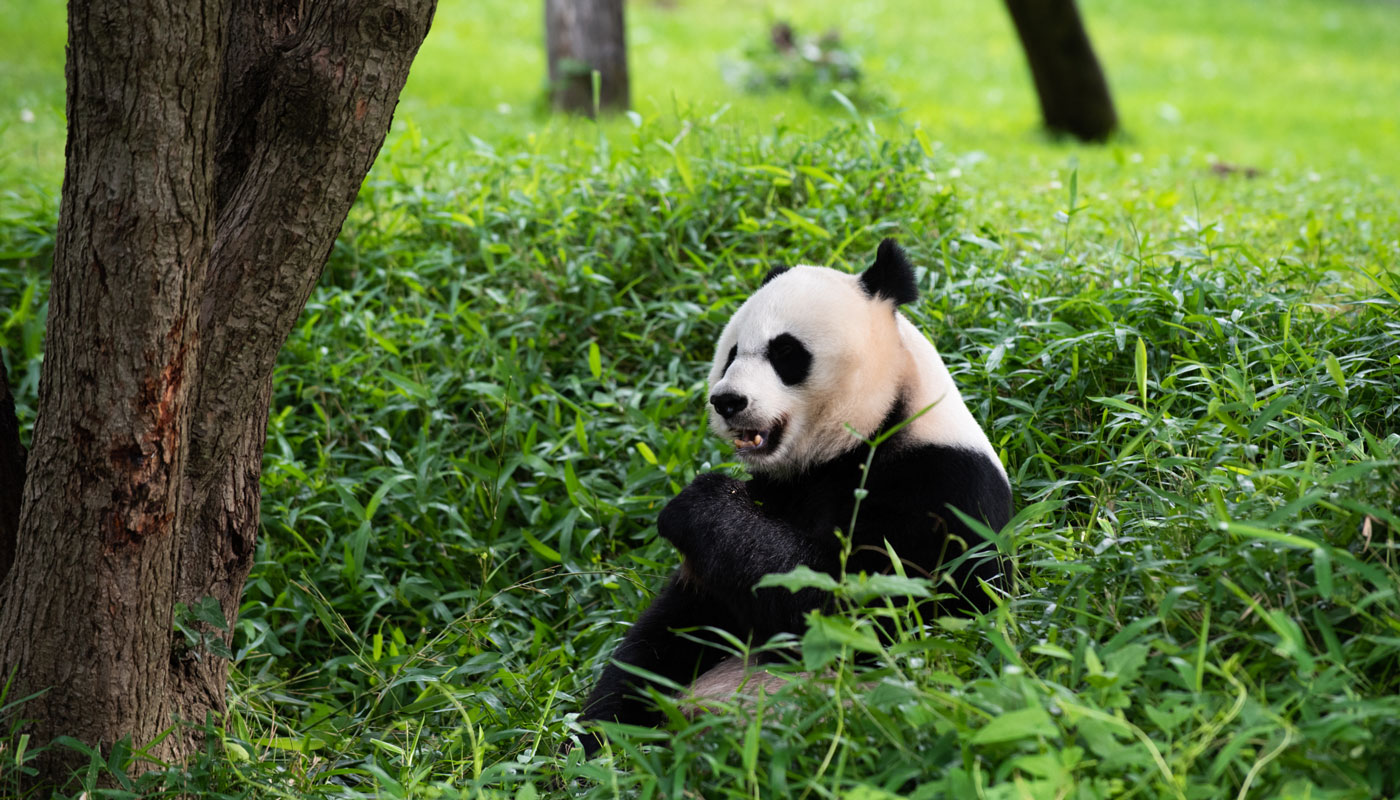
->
[868, 439, 1012, 531]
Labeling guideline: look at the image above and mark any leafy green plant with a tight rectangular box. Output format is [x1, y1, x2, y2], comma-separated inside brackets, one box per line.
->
[722, 21, 889, 110]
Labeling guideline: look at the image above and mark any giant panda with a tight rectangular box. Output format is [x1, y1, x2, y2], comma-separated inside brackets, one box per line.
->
[578, 238, 1012, 753]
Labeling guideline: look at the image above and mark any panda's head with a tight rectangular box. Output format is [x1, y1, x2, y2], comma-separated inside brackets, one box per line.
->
[707, 239, 921, 476]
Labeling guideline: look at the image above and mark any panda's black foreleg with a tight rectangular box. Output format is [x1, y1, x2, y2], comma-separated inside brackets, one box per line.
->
[658, 472, 839, 640]
[577, 571, 736, 755]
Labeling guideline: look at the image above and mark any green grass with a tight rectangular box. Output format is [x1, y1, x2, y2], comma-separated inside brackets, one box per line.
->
[2, 0, 1400, 797]
[5, 0, 1400, 193]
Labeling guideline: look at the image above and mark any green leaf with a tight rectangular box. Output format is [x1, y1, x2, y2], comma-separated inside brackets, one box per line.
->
[741, 714, 761, 776]
[635, 441, 658, 465]
[756, 565, 840, 594]
[1074, 717, 1128, 760]
[1313, 547, 1333, 599]
[562, 459, 586, 505]
[192, 596, 229, 632]
[1135, 336, 1148, 403]
[1264, 609, 1315, 672]
[106, 737, 133, 787]
[777, 207, 831, 239]
[367, 328, 401, 356]
[795, 165, 844, 189]
[971, 705, 1057, 745]
[1090, 395, 1147, 416]
[1030, 643, 1073, 660]
[574, 412, 589, 455]
[1324, 352, 1347, 394]
[224, 740, 250, 762]
[588, 341, 602, 380]
[1223, 521, 1319, 551]
[844, 787, 905, 800]
[913, 127, 935, 158]
[801, 614, 881, 670]
[520, 529, 562, 563]
[672, 150, 695, 192]
[257, 736, 327, 753]
[829, 89, 859, 117]
[364, 473, 414, 521]
[1247, 394, 1295, 437]
[846, 573, 932, 603]
[206, 637, 234, 660]
[382, 370, 432, 401]
[1103, 643, 1149, 684]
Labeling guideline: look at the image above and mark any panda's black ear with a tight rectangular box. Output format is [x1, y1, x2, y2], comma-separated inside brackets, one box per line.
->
[859, 238, 919, 306]
[761, 265, 790, 286]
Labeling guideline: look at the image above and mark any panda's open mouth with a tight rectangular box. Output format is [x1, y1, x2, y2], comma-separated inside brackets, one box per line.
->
[732, 420, 784, 457]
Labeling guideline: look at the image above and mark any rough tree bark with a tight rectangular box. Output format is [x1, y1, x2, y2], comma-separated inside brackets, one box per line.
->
[545, 0, 629, 115]
[1004, 0, 1118, 142]
[0, 0, 436, 790]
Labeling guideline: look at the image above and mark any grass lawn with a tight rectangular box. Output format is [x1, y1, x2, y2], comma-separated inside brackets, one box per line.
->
[2, 0, 1399, 797]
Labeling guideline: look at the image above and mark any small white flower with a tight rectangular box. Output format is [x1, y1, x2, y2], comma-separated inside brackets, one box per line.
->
[19, 108, 35, 123]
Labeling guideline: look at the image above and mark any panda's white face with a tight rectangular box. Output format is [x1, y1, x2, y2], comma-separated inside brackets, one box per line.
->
[707, 266, 911, 476]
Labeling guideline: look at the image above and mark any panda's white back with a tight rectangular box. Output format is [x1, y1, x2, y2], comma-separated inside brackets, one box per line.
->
[894, 313, 1005, 473]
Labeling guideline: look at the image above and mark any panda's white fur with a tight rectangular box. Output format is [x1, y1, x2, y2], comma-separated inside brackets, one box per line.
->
[708, 265, 1001, 476]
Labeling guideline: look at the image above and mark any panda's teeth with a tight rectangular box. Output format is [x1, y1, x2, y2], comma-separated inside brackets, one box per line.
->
[733, 430, 764, 450]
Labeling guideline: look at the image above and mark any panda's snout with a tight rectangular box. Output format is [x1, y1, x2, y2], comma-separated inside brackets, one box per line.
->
[710, 392, 748, 420]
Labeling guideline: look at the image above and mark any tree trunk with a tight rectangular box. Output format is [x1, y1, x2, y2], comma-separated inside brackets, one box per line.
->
[0, 3, 219, 788]
[0, 0, 436, 791]
[546, 0, 629, 115]
[1004, 0, 1118, 142]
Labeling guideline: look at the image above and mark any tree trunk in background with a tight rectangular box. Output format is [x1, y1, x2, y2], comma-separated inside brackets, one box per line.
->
[546, 0, 630, 115]
[0, 0, 436, 791]
[0, 351, 24, 581]
[1004, 0, 1118, 142]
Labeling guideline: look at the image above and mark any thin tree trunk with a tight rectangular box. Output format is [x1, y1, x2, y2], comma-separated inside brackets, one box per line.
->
[0, 0, 436, 790]
[546, 0, 629, 115]
[1004, 0, 1118, 142]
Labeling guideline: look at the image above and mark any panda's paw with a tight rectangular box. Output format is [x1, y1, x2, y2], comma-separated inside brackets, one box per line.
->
[658, 473, 746, 549]
[686, 471, 747, 497]
[656, 500, 694, 549]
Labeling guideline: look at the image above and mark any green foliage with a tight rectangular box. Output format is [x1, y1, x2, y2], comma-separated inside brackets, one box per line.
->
[4, 106, 1398, 796]
[2, 1, 1399, 797]
[722, 21, 888, 111]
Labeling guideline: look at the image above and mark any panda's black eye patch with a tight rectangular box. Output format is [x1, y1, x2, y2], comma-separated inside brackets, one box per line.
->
[722, 345, 738, 375]
[766, 333, 811, 386]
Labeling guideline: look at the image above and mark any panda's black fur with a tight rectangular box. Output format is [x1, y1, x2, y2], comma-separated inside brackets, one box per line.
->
[578, 239, 1012, 752]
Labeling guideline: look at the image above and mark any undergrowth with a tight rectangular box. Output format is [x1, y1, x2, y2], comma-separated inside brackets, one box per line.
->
[1, 112, 1398, 799]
